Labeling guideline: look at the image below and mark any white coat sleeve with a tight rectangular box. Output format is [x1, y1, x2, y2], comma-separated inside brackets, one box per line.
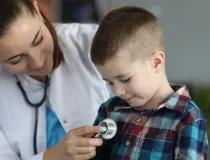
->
[0, 128, 44, 160]
[24, 153, 44, 160]
[0, 127, 22, 160]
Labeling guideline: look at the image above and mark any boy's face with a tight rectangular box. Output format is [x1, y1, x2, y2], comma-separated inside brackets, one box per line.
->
[96, 51, 163, 109]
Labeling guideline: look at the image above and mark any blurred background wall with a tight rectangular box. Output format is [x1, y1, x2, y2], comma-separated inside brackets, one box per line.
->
[112, 0, 210, 86]
[40, 0, 210, 86]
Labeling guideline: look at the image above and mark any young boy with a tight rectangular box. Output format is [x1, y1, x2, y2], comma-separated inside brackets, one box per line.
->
[90, 6, 209, 160]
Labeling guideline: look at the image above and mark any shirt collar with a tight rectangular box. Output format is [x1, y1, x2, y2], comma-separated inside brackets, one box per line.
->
[114, 84, 191, 113]
[158, 84, 191, 113]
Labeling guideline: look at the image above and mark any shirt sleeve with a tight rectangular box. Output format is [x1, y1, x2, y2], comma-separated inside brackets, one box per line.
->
[0, 127, 21, 160]
[25, 152, 44, 160]
[0, 127, 45, 160]
[175, 119, 209, 160]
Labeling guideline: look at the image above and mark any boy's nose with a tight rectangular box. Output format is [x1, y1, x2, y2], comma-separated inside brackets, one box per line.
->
[112, 86, 126, 97]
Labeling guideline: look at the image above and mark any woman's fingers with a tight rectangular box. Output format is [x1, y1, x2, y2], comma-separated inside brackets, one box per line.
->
[72, 151, 96, 160]
[67, 146, 96, 155]
[69, 126, 102, 136]
[67, 137, 103, 147]
[60, 126, 105, 159]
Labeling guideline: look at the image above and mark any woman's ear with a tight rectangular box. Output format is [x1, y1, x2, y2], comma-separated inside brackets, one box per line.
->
[151, 51, 165, 73]
[32, 0, 44, 21]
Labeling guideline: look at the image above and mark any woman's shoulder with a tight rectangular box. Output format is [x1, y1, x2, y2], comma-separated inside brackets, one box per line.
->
[0, 65, 14, 83]
[54, 23, 98, 38]
[54, 23, 98, 55]
[0, 66, 16, 99]
[54, 22, 98, 31]
[54, 23, 99, 70]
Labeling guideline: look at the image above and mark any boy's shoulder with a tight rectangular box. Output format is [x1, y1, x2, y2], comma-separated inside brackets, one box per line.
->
[178, 99, 206, 126]
[99, 93, 206, 126]
[162, 84, 206, 126]
[185, 100, 205, 118]
[172, 99, 207, 134]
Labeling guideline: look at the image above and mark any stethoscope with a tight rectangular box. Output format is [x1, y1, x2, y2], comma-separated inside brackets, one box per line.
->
[15, 75, 50, 155]
[92, 118, 117, 140]
[15, 75, 117, 155]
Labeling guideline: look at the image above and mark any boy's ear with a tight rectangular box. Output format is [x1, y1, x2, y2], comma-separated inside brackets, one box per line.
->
[151, 51, 165, 73]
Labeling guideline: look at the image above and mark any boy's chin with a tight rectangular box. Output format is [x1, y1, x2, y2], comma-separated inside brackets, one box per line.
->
[129, 101, 148, 109]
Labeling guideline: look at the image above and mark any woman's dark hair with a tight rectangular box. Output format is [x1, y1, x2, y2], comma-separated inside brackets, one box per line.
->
[0, 0, 63, 70]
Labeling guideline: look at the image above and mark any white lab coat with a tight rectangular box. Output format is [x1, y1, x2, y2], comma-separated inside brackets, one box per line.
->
[0, 23, 110, 160]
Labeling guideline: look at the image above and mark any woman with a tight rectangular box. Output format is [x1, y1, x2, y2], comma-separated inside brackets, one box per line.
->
[0, 0, 110, 159]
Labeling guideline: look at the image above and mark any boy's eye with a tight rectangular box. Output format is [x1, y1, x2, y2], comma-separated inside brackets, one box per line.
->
[121, 77, 131, 83]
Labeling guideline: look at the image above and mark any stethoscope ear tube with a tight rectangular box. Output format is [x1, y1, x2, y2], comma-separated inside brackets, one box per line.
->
[15, 75, 49, 108]
[14, 74, 50, 155]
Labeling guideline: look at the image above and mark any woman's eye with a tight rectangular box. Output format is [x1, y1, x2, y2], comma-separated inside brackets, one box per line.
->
[34, 36, 43, 46]
[10, 56, 22, 65]
[108, 81, 113, 86]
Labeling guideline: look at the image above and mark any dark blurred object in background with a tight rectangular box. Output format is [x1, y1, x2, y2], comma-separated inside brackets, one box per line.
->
[38, 0, 112, 23]
[61, 0, 99, 23]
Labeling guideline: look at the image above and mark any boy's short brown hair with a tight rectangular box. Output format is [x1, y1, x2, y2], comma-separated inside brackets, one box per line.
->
[91, 6, 165, 65]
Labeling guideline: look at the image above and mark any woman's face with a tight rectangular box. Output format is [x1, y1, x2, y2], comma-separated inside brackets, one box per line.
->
[0, 5, 54, 77]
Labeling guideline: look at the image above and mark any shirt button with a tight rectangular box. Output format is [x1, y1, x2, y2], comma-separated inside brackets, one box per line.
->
[135, 117, 142, 123]
[125, 140, 131, 146]
[63, 119, 67, 123]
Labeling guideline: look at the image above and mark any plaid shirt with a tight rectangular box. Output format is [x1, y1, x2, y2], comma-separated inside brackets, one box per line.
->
[93, 84, 209, 160]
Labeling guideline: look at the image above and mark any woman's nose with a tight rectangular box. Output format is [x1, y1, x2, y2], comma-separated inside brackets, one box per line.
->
[29, 51, 45, 69]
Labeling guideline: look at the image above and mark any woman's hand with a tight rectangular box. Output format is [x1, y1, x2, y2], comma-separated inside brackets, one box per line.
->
[43, 126, 106, 160]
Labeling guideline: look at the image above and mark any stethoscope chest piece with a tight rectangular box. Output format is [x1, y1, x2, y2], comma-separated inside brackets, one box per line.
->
[98, 118, 117, 140]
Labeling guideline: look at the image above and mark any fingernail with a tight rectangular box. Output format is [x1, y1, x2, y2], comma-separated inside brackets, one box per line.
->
[100, 127, 107, 133]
